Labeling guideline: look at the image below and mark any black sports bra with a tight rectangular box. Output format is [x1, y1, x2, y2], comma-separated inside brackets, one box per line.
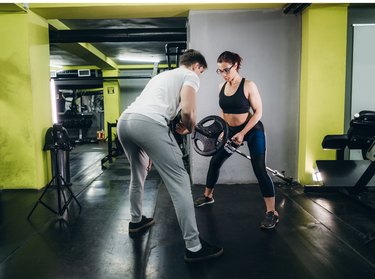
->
[219, 78, 250, 114]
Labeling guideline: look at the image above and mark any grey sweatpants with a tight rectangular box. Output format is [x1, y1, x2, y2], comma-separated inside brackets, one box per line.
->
[117, 113, 200, 249]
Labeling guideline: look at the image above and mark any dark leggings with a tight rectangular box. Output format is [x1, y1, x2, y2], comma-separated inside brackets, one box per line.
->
[206, 120, 275, 197]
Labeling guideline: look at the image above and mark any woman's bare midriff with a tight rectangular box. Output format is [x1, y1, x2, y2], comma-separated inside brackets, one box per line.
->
[223, 112, 251, 127]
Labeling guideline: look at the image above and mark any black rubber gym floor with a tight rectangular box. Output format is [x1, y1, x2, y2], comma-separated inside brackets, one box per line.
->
[0, 144, 374, 278]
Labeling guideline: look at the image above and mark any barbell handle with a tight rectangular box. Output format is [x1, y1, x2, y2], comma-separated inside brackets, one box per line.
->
[194, 126, 212, 138]
[226, 142, 294, 184]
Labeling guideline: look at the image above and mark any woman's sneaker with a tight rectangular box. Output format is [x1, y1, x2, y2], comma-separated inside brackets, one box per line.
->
[194, 196, 214, 207]
[129, 215, 155, 233]
[260, 211, 279, 229]
[184, 238, 223, 262]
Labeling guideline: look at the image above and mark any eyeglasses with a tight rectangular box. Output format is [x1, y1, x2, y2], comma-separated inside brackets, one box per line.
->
[216, 64, 234, 75]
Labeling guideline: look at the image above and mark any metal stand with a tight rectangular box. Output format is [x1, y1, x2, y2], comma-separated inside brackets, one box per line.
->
[27, 145, 81, 220]
[165, 42, 186, 69]
[101, 121, 124, 168]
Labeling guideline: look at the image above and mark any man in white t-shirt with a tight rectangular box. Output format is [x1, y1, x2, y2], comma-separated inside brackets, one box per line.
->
[117, 50, 223, 262]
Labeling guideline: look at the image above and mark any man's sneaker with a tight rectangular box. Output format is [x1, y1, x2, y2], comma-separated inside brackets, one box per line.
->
[184, 238, 223, 262]
[194, 196, 214, 207]
[129, 216, 155, 233]
[260, 211, 279, 229]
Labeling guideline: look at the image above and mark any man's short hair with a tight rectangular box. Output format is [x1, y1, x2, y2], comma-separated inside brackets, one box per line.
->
[179, 49, 207, 69]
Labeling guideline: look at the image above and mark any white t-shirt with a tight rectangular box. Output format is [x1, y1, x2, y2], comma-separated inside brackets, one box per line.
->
[121, 67, 200, 125]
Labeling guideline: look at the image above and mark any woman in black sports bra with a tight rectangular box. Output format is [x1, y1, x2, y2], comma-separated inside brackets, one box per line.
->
[194, 51, 279, 229]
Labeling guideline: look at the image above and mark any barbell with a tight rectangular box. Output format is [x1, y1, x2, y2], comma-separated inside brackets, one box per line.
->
[191, 115, 294, 184]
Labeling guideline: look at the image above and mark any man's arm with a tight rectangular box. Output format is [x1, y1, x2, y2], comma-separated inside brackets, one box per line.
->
[179, 85, 197, 133]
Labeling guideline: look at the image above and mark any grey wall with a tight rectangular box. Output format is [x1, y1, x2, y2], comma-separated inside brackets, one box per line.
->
[119, 69, 152, 112]
[188, 9, 301, 184]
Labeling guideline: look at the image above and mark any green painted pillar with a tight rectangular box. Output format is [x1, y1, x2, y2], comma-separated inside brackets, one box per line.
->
[298, 4, 348, 185]
[0, 11, 51, 189]
[102, 70, 120, 140]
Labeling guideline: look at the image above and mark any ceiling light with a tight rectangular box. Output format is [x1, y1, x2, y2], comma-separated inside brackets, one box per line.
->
[118, 56, 160, 63]
[50, 79, 58, 124]
[50, 64, 63, 69]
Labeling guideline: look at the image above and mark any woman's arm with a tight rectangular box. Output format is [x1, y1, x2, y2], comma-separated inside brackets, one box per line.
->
[218, 82, 225, 119]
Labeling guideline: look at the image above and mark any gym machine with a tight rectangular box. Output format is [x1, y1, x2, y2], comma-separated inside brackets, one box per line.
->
[58, 89, 104, 144]
[100, 121, 124, 169]
[305, 111, 375, 208]
[165, 42, 187, 70]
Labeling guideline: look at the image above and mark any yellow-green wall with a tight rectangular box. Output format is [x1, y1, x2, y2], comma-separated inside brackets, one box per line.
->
[298, 5, 348, 185]
[103, 70, 120, 139]
[0, 11, 51, 189]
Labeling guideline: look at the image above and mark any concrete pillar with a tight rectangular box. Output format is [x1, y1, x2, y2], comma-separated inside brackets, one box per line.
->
[0, 11, 52, 189]
[298, 5, 348, 184]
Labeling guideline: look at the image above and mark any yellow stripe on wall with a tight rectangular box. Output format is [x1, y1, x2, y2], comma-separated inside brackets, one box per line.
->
[298, 4, 348, 185]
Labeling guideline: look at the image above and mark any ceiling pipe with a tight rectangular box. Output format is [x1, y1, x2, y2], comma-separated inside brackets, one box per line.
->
[282, 3, 296, 14]
[50, 28, 187, 43]
[293, 3, 311, 14]
[282, 3, 311, 15]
